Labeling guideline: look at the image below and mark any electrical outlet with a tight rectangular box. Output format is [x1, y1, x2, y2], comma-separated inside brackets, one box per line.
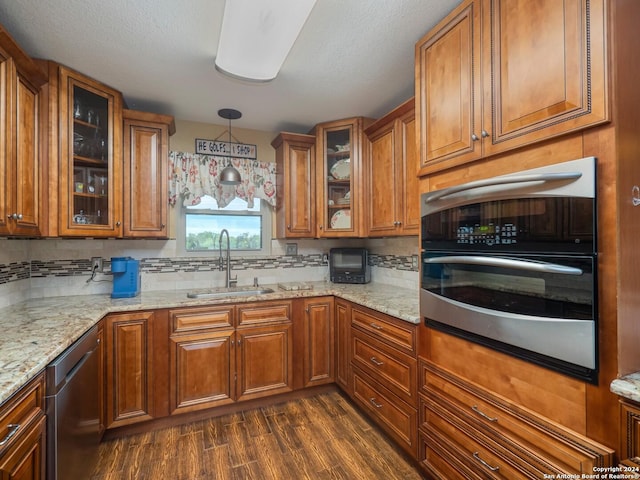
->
[412, 255, 419, 270]
[91, 257, 103, 273]
[322, 253, 329, 265]
[285, 243, 298, 256]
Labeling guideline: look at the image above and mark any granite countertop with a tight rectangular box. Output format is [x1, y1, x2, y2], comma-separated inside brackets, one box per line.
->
[0, 281, 419, 406]
[610, 373, 640, 404]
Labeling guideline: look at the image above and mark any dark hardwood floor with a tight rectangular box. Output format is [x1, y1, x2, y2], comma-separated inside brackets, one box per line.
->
[92, 391, 425, 479]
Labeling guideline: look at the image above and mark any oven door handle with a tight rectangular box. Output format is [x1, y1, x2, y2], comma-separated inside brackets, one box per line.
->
[422, 171, 582, 203]
[424, 255, 583, 275]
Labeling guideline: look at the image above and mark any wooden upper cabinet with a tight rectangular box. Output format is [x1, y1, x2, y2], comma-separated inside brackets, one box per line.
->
[271, 132, 316, 238]
[365, 98, 419, 236]
[57, 64, 123, 237]
[416, 0, 608, 174]
[315, 117, 372, 238]
[416, 2, 481, 171]
[0, 25, 47, 237]
[123, 109, 175, 238]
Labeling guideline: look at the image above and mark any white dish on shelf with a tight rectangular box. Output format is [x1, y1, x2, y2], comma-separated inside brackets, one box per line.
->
[330, 158, 350, 180]
[330, 209, 351, 229]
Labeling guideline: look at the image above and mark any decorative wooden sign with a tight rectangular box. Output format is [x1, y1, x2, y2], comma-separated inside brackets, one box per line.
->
[195, 138, 257, 159]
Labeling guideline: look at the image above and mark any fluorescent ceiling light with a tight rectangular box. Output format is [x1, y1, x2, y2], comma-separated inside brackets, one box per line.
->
[215, 0, 317, 82]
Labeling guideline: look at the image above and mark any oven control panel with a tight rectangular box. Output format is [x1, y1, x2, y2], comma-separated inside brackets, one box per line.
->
[456, 223, 519, 246]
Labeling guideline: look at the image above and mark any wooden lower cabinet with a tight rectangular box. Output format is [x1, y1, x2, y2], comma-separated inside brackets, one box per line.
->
[166, 301, 293, 413]
[349, 303, 419, 458]
[236, 322, 293, 401]
[352, 367, 418, 457]
[168, 305, 235, 415]
[418, 359, 614, 479]
[302, 297, 335, 388]
[169, 329, 235, 414]
[0, 374, 46, 480]
[621, 400, 640, 461]
[104, 310, 169, 429]
[236, 302, 293, 401]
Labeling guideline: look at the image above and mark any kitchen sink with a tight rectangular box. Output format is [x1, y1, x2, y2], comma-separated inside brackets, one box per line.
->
[187, 286, 275, 299]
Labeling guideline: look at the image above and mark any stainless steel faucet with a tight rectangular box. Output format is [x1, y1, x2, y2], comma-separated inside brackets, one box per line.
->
[219, 229, 237, 288]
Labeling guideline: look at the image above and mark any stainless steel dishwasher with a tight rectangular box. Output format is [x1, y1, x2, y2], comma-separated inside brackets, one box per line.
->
[45, 325, 101, 480]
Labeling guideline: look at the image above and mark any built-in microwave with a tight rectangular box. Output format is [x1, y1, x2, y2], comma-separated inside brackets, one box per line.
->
[420, 157, 598, 383]
[329, 247, 371, 284]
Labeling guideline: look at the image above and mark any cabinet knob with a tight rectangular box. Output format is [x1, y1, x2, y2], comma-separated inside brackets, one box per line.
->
[10, 213, 23, 220]
[287, 225, 291, 230]
[471, 133, 479, 141]
[161, 224, 166, 228]
[481, 129, 490, 138]
[319, 225, 323, 230]
[116, 221, 121, 226]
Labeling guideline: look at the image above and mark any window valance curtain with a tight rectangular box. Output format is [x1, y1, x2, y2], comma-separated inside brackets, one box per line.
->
[169, 151, 277, 208]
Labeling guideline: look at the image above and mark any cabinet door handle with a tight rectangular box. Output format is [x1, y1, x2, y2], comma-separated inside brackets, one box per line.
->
[481, 129, 490, 138]
[369, 397, 383, 409]
[370, 356, 384, 366]
[471, 405, 498, 422]
[472, 452, 499, 472]
[0, 424, 21, 446]
[370, 322, 383, 330]
[471, 133, 479, 141]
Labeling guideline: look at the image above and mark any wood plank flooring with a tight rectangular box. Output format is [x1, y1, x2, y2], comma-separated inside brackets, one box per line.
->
[91, 391, 425, 480]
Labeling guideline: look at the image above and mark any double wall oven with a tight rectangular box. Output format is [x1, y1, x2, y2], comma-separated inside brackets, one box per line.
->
[420, 157, 598, 383]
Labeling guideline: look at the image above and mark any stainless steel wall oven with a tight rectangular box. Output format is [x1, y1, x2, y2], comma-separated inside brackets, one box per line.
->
[420, 157, 598, 383]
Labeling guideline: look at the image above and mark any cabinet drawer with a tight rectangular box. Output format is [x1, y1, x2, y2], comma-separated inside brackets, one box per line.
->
[420, 360, 613, 475]
[351, 329, 416, 404]
[169, 305, 234, 333]
[420, 415, 526, 480]
[0, 373, 44, 456]
[422, 393, 542, 479]
[351, 307, 416, 354]
[419, 429, 485, 480]
[352, 367, 417, 456]
[237, 301, 291, 328]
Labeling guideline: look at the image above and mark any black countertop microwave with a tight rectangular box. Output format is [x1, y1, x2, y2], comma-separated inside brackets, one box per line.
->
[329, 248, 371, 284]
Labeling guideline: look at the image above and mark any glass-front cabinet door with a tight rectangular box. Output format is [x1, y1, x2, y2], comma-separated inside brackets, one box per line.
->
[316, 117, 368, 237]
[58, 66, 122, 236]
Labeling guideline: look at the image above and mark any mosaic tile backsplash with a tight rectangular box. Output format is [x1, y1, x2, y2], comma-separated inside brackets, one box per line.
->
[22, 253, 417, 280]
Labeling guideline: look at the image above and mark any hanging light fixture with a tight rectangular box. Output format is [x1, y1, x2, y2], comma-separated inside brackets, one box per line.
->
[215, 0, 317, 82]
[218, 108, 242, 185]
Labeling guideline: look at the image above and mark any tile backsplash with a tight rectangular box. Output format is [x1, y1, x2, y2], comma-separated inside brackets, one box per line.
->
[0, 236, 418, 307]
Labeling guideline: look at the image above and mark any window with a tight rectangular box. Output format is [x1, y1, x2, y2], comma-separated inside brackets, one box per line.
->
[179, 195, 271, 256]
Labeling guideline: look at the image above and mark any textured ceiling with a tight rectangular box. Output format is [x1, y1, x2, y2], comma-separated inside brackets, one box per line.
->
[0, 0, 458, 132]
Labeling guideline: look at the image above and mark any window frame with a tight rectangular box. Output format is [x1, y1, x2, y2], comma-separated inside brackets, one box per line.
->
[177, 196, 272, 257]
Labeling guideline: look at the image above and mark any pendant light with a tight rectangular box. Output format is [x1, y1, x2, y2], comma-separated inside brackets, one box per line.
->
[218, 108, 242, 185]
